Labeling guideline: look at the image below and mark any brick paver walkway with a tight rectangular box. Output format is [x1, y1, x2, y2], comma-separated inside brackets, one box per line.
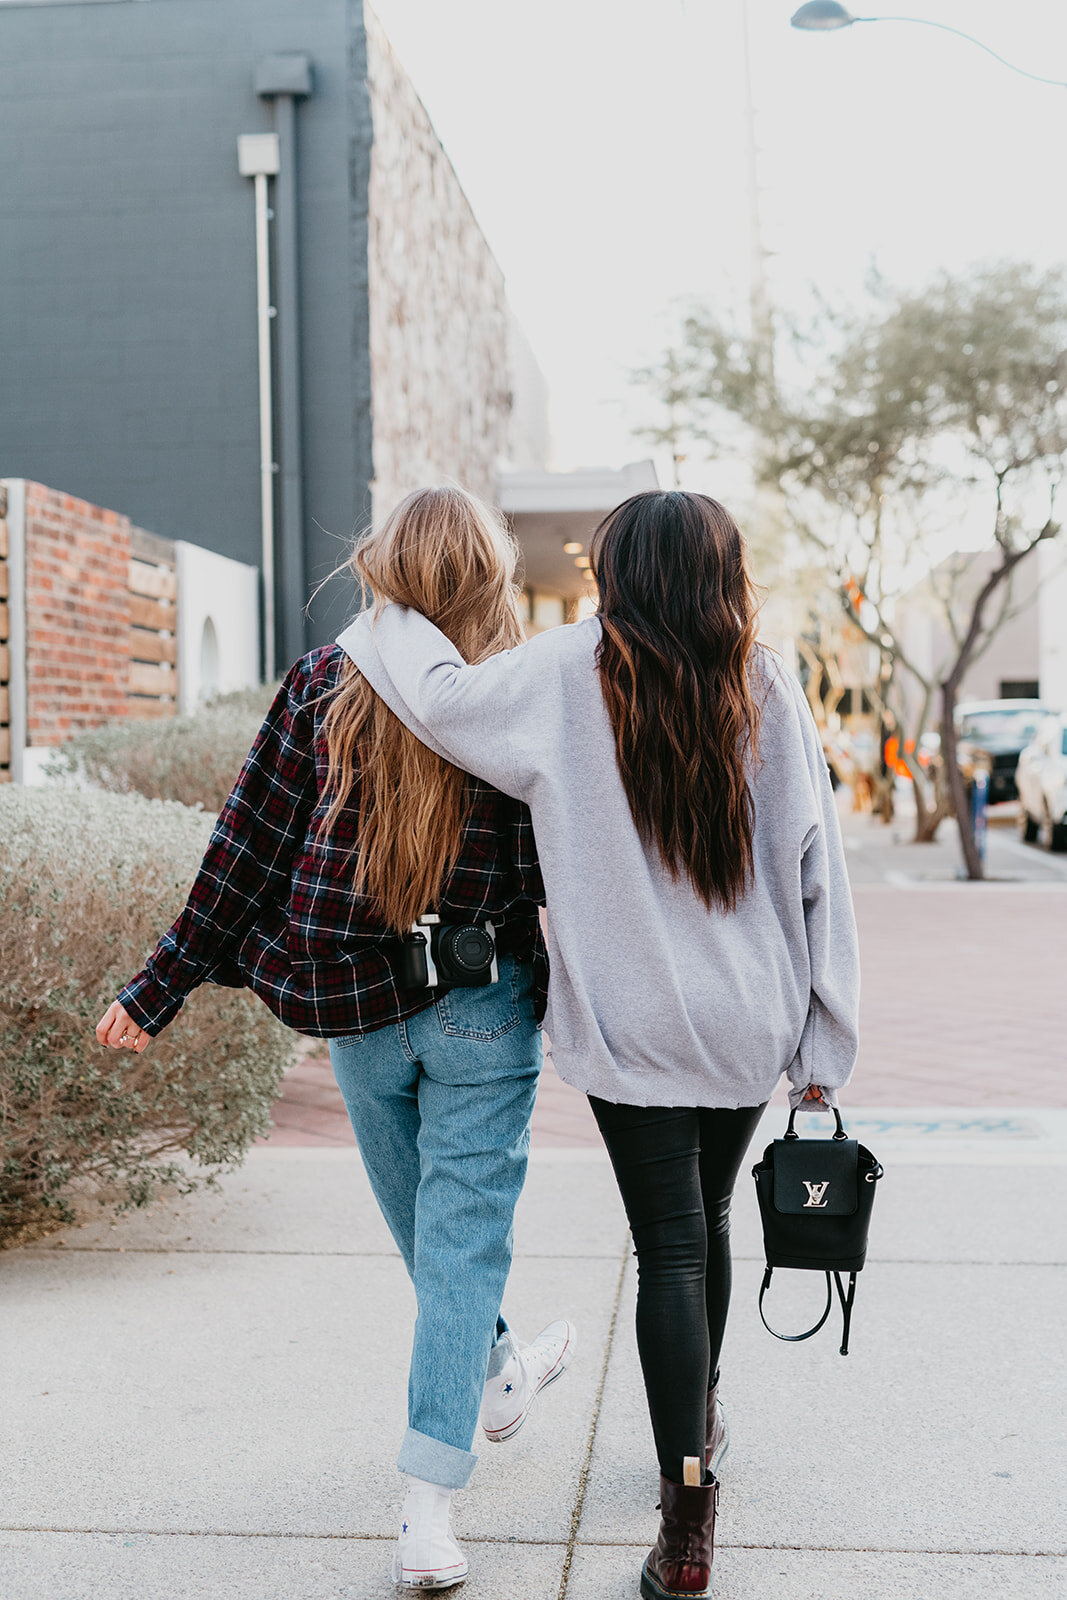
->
[849, 884, 1065, 1105]
[259, 1043, 597, 1149]
[260, 867, 1067, 1148]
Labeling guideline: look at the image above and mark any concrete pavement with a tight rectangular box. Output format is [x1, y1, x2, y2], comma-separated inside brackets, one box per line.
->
[4, 803, 1066, 1596]
[3, 1118, 1066, 1600]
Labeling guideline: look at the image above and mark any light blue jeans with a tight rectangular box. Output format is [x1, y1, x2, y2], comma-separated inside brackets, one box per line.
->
[328, 956, 542, 1490]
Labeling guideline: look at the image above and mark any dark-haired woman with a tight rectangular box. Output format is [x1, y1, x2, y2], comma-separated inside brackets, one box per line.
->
[340, 489, 860, 1599]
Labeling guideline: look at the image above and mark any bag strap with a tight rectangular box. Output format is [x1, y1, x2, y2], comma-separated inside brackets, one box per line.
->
[758, 1266, 858, 1355]
[784, 1104, 848, 1141]
[835, 1268, 857, 1356]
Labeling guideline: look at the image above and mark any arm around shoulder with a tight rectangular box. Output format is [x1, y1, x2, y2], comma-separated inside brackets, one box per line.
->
[337, 605, 557, 799]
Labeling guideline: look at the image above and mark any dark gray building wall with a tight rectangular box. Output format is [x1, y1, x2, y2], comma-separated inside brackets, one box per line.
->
[0, 0, 373, 653]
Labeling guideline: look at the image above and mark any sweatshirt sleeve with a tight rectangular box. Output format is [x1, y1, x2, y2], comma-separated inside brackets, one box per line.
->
[785, 679, 861, 1112]
[117, 660, 320, 1034]
[336, 606, 535, 799]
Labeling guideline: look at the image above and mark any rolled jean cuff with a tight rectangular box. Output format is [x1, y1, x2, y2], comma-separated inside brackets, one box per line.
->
[397, 1426, 478, 1490]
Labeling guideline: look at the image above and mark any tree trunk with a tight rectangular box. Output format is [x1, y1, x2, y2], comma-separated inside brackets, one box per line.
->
[937, 531, 1051, 878]
[913, 792, 954, 843]
[908, 755, 954, 843]
[941, 679, 983, 879]
[871, 771, 895, 823]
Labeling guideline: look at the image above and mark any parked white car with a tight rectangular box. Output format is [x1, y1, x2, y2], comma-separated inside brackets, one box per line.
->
[1017, 714, 1067, 852]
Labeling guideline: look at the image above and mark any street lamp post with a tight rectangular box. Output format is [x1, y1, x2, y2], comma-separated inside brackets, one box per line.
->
[790, 3, 1067, 89]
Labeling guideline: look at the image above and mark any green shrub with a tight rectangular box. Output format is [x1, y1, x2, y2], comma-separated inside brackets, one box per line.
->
[45, 683, 280, 812]
[0, 787, 295, 1247]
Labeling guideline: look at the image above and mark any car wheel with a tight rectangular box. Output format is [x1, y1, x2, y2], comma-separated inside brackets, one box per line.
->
[1021, 809, 1040, 844]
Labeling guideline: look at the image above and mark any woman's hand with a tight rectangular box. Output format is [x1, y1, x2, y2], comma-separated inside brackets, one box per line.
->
[96, 1001, 151, 1053]
[802, 1083, 829, 1107]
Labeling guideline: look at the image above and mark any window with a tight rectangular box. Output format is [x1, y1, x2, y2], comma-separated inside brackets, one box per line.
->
[999, 680, 1040, 700]
[958, 708, 1044, 743]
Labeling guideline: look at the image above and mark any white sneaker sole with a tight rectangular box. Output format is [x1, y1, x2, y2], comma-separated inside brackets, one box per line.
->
[392, 1558, 469, 1590]
[482, 1322, 576, 1443]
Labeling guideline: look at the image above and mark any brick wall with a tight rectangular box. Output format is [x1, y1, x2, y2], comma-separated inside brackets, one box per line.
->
[19, 482, 176, 748]
[23, 483, 131, 745]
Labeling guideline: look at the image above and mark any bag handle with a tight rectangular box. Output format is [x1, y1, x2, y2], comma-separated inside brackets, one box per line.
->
[784, 1104, 848, 1141]
[758, 1266, 858, 1355]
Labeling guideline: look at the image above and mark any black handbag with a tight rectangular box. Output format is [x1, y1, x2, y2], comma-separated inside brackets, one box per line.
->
[752, 1105, 883, 1355]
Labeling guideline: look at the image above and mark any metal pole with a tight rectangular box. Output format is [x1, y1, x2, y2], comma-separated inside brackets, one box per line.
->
[272, 93, 307, 663]
[253, 169, 276, 682]
[739, 0, 774, 390]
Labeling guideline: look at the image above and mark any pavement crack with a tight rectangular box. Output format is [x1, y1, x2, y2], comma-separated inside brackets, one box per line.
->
[2, 1528, 1062, 1559]
[556, 1237, 629, 1600]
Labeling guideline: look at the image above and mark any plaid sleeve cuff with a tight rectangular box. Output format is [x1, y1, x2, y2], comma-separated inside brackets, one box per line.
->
[117, 967, 188, 1035]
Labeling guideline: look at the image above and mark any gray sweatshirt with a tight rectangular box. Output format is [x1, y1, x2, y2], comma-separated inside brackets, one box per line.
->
[337, 609, 860, 1112]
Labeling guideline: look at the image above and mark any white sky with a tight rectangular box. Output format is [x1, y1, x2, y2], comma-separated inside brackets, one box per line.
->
[369, 0, 1067, 478]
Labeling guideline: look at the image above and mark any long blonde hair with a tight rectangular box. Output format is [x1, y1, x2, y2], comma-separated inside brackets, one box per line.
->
[321, 486, 524, 932]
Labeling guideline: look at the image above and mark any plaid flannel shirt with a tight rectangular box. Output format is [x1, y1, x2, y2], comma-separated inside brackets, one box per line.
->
[119, 645, 547, 1038]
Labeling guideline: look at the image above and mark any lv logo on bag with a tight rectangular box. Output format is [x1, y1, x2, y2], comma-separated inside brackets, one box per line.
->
[802, 1180, 830, 1207]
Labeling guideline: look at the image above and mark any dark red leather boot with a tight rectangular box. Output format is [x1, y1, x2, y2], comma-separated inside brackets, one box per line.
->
[705, 1376, 729, 1476]
[640, 1463, 718, 1599]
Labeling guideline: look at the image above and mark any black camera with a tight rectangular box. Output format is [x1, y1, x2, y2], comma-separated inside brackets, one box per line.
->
[398, 914, 500, 991]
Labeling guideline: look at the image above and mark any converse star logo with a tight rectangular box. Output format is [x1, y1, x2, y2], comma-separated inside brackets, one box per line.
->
[402, 1523, 408, 1534]
[504, 1383, 513, 1394]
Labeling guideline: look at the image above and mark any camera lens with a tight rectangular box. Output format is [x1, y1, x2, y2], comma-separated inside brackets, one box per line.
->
[440, 924, 494, 976]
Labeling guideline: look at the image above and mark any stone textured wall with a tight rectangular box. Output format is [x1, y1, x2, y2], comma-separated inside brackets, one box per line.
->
[364, 6, 515, 522]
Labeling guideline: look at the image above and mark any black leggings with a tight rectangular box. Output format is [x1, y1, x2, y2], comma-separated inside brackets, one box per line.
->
[589, 1098, 767, 1483]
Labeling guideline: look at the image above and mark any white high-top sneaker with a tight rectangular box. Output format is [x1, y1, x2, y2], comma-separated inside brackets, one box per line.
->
[479, 1319, 576, 1443]
[390, 1475, 469, 1590]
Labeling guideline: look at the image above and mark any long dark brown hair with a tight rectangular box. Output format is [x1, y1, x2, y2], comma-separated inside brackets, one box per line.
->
[592, 491, 762, 912]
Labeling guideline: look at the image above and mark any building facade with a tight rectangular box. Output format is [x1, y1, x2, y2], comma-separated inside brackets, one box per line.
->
[0, 0, 547, 666]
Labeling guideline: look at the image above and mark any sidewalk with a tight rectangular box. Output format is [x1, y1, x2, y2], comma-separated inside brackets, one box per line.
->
[3, 1117, 1065, 1599]
[3, 812, 1066, 1597]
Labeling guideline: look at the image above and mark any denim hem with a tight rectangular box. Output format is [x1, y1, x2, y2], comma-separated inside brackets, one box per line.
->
[397, 1426, 478, 1490]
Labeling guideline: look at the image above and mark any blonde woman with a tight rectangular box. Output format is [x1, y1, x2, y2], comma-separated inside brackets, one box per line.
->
[96, 488, 575, 1591]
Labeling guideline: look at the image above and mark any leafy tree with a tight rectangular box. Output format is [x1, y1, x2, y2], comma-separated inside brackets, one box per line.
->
[643, 264, 1067, 876]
